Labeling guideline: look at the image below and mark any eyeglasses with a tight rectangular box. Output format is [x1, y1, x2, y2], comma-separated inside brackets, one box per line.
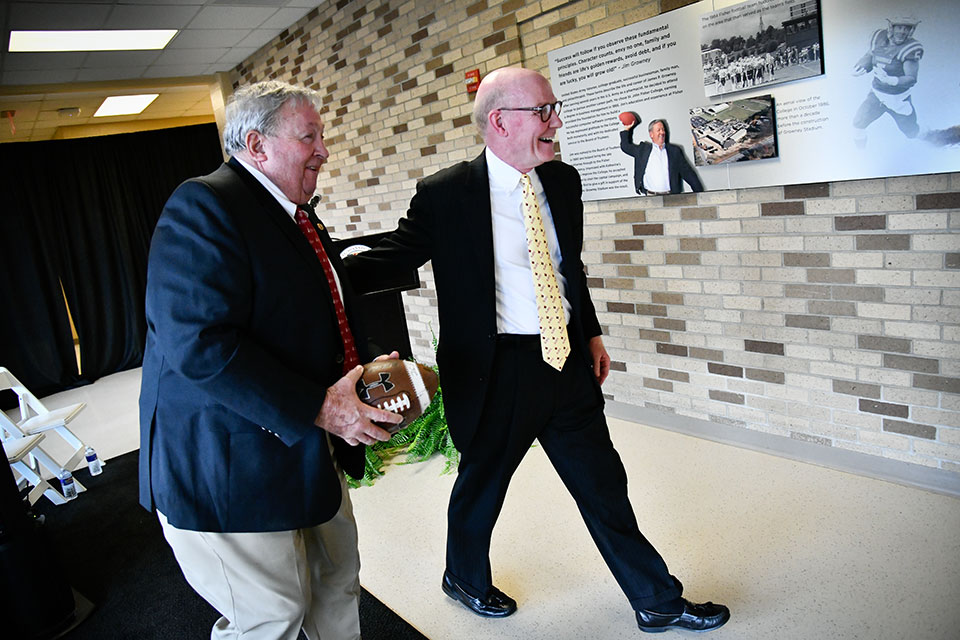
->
[498, 101, 563, 122]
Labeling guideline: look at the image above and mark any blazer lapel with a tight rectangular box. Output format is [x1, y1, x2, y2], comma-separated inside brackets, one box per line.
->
[536, 163, 574, 268]
[464, 152, 495, 274]
[226, 158, 329, 284]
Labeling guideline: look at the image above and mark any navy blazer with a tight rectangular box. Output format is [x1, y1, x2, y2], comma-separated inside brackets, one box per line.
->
[139, 158, 366, 533]
[620, 128, 704, 195]
[346, 152, 603, 453]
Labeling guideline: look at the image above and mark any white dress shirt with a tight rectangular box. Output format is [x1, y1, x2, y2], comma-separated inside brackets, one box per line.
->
[234, 156, 344, 301]
[486, 148, 572, 335]
[642, 143, 671, 193]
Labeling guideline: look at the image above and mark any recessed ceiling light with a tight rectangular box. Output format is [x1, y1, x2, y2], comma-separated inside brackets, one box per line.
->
[9, 30, 177, 52]
[94, 94, 160, 118]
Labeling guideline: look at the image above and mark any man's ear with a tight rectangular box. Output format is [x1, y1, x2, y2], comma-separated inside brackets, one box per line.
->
[245, 129, 268, 160]
[488, 109, 508, 137]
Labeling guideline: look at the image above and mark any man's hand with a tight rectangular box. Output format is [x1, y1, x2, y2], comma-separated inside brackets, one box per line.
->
[588, 335, 611, 386]
[373, 350, 400, 362]
[315, 365, 402, 446]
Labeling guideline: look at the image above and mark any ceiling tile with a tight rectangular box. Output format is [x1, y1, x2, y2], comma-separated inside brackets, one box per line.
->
[167, 28, 251, 49]
[154, 47, 227, 65]
[76, 66, 148, 82]
[140, 63, 211, 78]
[103, 4, 202, 30]
[258, 7, 310, 30]
[0, 0, 321, 142]
[37, 109, 79, 123]
[0, 94, 47, 103]
[215, 46, 258, 65]
[41, 98, 102, 113]
[213, 0, 287, 6]
[121, 0, 208, 4]
[83, 50, 162, 68]
[2, 52, 85, 71]
[188, 6, 277, 30]
[3, 68, 80, 85]
[8, 2, 112, 30]
[3, 105, 40, 122]
[31, 127, 60, 140]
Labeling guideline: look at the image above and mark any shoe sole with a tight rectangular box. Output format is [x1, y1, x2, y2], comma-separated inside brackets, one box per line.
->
[638, 614, 729, 634]
[441, 580, 515, 618]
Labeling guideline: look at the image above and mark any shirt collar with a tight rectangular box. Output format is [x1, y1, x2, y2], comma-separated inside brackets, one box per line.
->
[485, 147, 543, 194]
[234, 155, 298, 219]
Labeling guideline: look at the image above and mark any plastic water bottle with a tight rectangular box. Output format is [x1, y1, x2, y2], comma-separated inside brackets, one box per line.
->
[85, 447, 102, 476]
[59, 470, 77, 499]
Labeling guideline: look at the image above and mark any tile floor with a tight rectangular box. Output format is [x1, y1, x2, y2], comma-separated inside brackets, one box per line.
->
[26, 368, 960, 640]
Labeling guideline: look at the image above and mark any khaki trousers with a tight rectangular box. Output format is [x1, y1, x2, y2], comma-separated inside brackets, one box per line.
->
[158, 471, 361, 640]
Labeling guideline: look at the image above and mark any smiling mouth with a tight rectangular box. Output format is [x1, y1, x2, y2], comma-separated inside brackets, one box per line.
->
[538, 136, 553, 144]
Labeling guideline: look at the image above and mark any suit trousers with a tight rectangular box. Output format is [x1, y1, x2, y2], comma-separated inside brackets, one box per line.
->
[445, 334, 682, 610]
[158, 468, 361, 640]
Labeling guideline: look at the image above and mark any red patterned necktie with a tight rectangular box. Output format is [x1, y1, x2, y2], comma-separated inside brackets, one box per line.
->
[294, 206, 361, 374]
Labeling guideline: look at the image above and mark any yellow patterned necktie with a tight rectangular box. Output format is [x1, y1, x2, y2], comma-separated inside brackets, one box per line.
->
[520, 173, 570, 371]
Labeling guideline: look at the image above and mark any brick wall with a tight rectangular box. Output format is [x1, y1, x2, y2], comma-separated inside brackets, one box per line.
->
[227, 0, 960, 475]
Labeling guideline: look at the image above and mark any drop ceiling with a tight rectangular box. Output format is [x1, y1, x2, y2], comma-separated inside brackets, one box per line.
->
[0, 1, 322, 143]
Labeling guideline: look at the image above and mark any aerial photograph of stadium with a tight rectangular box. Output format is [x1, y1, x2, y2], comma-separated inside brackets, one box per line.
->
[689, 95, 777, 165]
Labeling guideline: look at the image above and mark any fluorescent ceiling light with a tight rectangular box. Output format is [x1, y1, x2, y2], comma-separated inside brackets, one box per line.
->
[9, 30, 177, 52]
[94, 94, 159, 117]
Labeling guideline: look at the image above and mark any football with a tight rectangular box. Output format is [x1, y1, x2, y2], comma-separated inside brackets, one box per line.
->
[619, 111, 638, 127]
[356, 360, 439, 433]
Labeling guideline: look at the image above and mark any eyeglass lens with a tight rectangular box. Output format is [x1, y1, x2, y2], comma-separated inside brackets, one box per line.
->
[540, 102, 562, 121]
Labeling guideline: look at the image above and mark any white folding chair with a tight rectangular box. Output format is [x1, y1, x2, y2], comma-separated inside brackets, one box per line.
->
[0, 410, 87, 498]
[4, 434, 69, 505]
[0, 367, 92, 475]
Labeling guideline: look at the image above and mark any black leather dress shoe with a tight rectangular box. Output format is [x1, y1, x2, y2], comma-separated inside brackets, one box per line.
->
[636, 598, 730, 633]
[441, 571, 517, 618]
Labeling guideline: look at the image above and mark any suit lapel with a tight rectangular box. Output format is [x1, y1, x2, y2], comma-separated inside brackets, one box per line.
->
[464, 152, 495, 275]
[225, 159, 330, 284]
[535, 162, 574, 270]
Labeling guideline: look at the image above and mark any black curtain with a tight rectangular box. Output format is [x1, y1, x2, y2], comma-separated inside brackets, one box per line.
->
[0, 123, 223, 400]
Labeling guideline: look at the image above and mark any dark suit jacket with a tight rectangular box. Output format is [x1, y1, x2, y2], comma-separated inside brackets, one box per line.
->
[139, 158, 366, 533]
[346, 152, 603, 453]
[620, 128, 704, 195]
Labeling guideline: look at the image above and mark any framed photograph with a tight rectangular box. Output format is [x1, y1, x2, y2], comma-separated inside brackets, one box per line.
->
[700, 0, 823, 98]
[690, 95, 778, 165]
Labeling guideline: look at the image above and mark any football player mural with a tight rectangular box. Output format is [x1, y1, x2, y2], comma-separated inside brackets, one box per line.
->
[852, 15, 923, 147]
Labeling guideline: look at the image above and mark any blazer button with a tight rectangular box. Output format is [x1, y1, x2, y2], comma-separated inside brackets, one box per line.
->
[335, 354, 344, 363]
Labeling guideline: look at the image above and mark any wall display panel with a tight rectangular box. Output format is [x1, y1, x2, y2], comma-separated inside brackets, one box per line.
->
[548, 0, 960, 201]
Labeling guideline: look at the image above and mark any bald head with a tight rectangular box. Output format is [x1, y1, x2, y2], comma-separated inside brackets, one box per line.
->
[473, 67, 544, 137]
[472, 66, 562, 173]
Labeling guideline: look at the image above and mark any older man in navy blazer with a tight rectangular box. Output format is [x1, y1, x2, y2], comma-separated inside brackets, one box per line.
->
[139, 81, 399, 640]
[347, 67, 728, 635]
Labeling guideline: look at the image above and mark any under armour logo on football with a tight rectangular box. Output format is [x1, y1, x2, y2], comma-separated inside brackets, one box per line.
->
[358, 372, 395, 401]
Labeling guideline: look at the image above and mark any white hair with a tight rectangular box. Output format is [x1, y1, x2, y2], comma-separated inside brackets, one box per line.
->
[223, 81, 323, 155]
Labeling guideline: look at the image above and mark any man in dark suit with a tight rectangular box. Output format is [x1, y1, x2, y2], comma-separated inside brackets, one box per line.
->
[620, 118, 704, 196]
[347, 67, 728, 634]
[139, 81, 399, 640]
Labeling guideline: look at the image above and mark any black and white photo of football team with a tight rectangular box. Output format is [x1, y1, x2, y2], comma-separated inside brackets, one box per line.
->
[700, 0, 824, 98]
